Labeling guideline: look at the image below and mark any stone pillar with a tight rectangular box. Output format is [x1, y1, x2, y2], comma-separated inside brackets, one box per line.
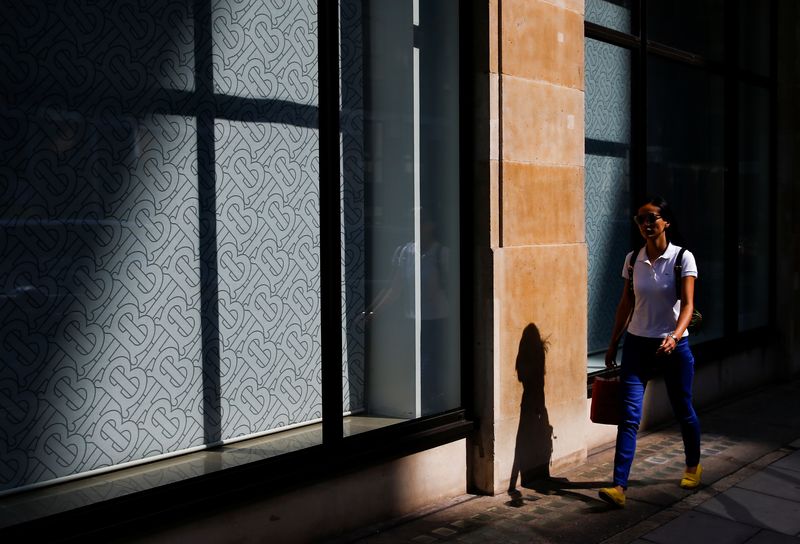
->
[471, 0, 587, 494]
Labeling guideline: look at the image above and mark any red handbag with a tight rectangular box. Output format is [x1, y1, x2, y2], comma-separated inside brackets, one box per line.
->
[590, 375, 621, 425]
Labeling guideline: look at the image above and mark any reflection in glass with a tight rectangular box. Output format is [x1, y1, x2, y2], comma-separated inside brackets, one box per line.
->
[585, 39, 632, 370]
[738, 84, 770, 330]
[647, 56, 725, 341]
[340, 0, 460, 432]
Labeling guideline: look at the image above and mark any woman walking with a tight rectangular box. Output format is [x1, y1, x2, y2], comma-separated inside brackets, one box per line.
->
[598, 196, 702, 508]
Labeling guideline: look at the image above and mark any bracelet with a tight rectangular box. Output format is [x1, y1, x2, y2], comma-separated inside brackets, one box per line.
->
[668, 332, 679, 343]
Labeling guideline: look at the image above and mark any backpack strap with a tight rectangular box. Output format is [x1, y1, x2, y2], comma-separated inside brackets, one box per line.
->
[674, 247, 687, 301]
[627, 250, 637, 295]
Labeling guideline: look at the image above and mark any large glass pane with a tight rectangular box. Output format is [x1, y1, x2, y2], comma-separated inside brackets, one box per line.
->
[0, 3, 203, 493]
[585, 39, 632, 371]
[647, 57, 725, 341]
[0, 0, 322, 494]
[342, 0, 461, 432]
[738, 83, 770, 330]
[585, 0, 633, 34]
[647, 0, 725, 61]
[213, 0, 321, 444]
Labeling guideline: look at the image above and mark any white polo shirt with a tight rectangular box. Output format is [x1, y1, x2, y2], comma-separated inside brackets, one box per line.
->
[622, 243, 698, 339]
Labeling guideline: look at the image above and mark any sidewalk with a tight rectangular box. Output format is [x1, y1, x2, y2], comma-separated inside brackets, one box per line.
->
[332, 378, 800, 544]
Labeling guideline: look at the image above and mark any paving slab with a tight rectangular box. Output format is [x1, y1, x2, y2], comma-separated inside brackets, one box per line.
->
[637, 510, 759, 544]
[735, 465, 800, 502]
[698, 416, 788, 460]
[772, 450, 800, 473]
[744, 530, 800, 543]
[697, 487, 800, 535]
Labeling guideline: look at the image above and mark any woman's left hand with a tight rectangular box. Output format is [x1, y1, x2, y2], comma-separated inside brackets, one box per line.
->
[656, 335, 677, 356]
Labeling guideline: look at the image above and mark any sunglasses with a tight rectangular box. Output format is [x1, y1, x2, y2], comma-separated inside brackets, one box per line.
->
[633, 213, 662, 226]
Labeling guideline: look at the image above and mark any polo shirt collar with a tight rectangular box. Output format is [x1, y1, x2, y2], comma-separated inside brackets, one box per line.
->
[638, 242, 677, 264]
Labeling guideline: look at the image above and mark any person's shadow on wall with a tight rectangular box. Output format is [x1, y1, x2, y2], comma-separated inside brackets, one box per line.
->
[508, 323, 553, 501]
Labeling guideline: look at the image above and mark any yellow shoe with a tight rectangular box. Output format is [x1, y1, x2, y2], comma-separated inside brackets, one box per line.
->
[680, 464, 702, 489]
[598, 486, 626, 508]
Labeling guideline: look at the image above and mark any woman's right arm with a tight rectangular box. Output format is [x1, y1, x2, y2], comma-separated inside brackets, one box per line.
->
[605, 279, 634, 368]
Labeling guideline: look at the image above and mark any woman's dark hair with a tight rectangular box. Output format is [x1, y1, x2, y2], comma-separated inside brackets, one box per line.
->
[643, 195, 673, 222]
[642, 194, 685, 245]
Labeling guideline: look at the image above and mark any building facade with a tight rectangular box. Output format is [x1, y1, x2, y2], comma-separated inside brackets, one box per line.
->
[1, 1, 799, 541]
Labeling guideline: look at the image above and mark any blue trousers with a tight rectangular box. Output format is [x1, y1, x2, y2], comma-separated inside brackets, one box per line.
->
[613, 334, 701, 489]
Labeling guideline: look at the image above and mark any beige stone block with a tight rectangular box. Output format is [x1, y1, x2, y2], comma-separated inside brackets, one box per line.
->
[490, 160, 501, 249]
[490, 0, 500, 75]
[502, 77, 584, 166]
[540, 0, 585, 15]
[491, 244, 588, 489]
[490, 73, 500, 162]
[502, 162, 584, 246]
[493, 416, 518, 491]
[494, 245, 588, 389]
[545, 336, 590, 406]
[495, 359, 586, 476]
[494, 416, 547, 491]
[502, 0, 584, 89]
[546, 399, 588, 472]
[497, 351, 525, 418]
[494, 410, 586, 489]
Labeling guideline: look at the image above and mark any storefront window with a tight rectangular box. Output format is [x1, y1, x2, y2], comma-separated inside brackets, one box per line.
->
[647, 57, 725, 342]
[738, 83, 770, 330]
[584, 38, 632, 369]
[343, 0, 461, 429]
[1, 2, 217, 493]
[0, 0, 463, 496]
[585, 1, 773, 372]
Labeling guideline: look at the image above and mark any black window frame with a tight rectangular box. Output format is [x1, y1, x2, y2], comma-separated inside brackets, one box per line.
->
[585, 0, 777, 385]
[0, 2, 479, 540]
